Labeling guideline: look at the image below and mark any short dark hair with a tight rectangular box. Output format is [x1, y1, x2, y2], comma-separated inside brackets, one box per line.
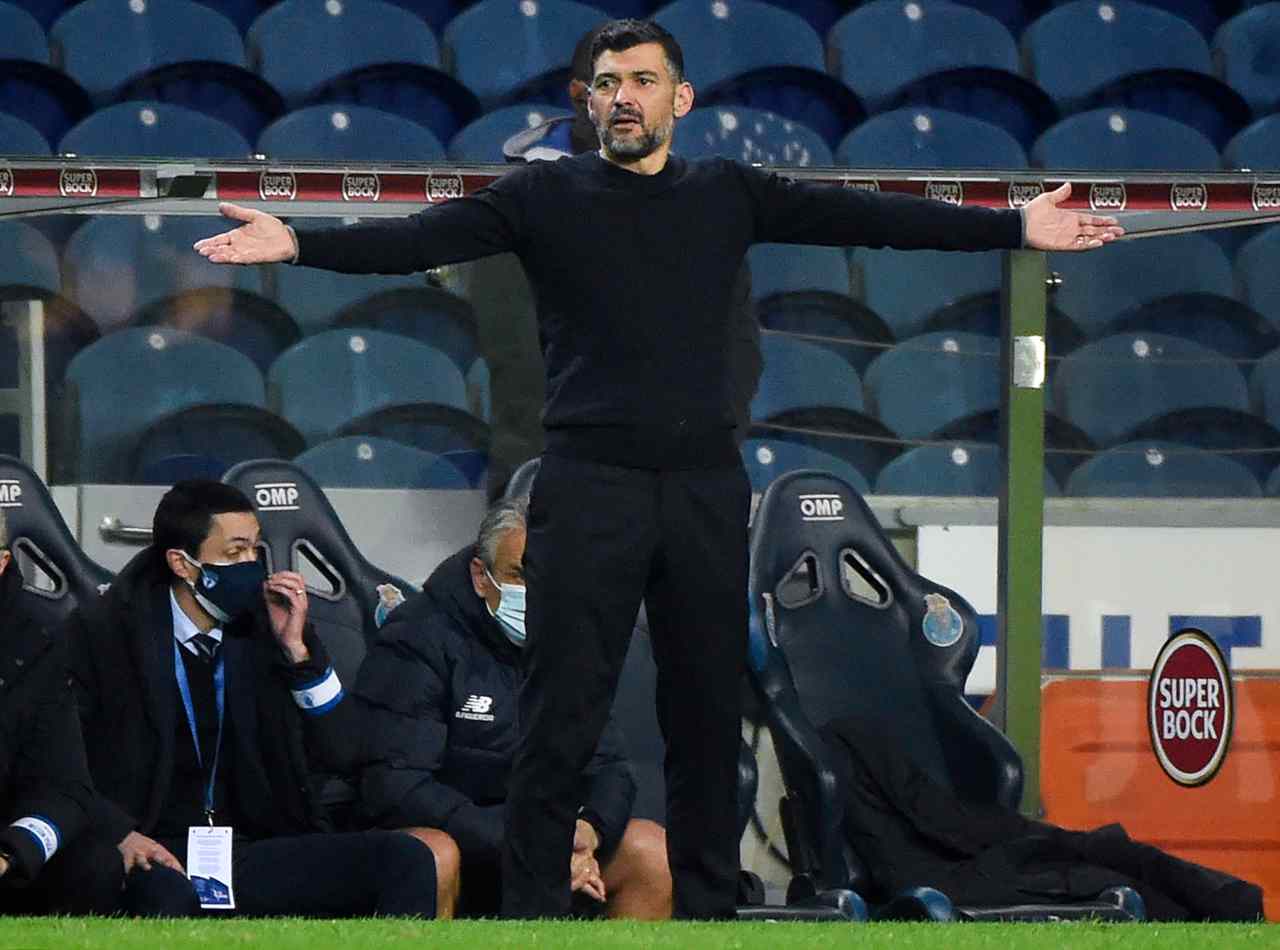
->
[589, 19, 684, 84]
[153, 480, 254, 560]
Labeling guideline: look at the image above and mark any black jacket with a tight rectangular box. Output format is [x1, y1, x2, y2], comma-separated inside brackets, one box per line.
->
[355, 545, 636, 863]
[0, 563, 94, 884]
[65, 549, 351, 845]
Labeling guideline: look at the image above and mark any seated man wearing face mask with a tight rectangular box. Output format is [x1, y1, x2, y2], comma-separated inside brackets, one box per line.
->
[356, 498, 672, 918]
[64, 480, 447, 918]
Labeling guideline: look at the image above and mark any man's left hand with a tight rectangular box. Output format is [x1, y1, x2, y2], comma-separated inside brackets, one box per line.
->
[265, 570, 309, 663]
[1024, 182, 1125, 252]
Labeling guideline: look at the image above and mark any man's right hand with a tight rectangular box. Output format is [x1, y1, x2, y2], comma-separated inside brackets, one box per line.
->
[118, 831, 184, 875]
[193, 202, 297, 265]
[570, 849, 606, 903]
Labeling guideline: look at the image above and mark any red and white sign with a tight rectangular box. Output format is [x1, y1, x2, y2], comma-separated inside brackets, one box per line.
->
[258, 171, 297, 201]
[842, 178, 879, 192]
[341, 172, 380, 202]
[1007, 181, 1044, 209]
[59, 168, 97, 197]
[1089, 182, 1126, 211]
[1253, 183, 1280, 212]
[925, 180, 963, 206]
[425, 173, 464, 203]
[1148, 629, 1233, 787]
[1170, 182, 1208, 211]
[0, 167, 11, 197]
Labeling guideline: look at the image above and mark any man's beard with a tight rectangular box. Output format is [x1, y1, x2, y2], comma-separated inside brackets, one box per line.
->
[598, 114, 672, 162]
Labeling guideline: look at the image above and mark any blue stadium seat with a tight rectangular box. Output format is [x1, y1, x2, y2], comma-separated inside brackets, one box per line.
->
[440, 447, 489, 486]
[837, 107, 1027, 169]
[268, 328, 469, 444]
[0, 221, 59, 297]
[6, 0, 71, 29]
[50, 0, 244, 102]
[63, 215, 266, 332]
[1090, 0, 1226, 37]
[1024, 0, 1249, 147]
[140, 290, 301, 374]
[0, 297, 98, 409]
[865, 331, 1000, 439]
[1212, 4, 1280, 115]
[248, 0, 441, 103]
[950, 0, 1031, 33]
[1128, 407, 1280, 483]
[1048, 233, 1233, 337]
[750, 332, 864, 420]
[1249, 347, 1280, 428]
[1066, 441, 1261, 497]
[1224, 114, 1280, 171]
[0, 111, 50, 154]
[1237, 226, 1280, 331]
[875, 441, 1061, 496]
[1107, 294, 1279, 364]
[385, 0, 471, 30]
[854, 247, 1001, 340]
[336, 401, 490, 454]
[117, 62, 285, 143]
[675, 106, 832, 165]
[755, 296, 893, 376]
[1031, 108, 1220, 170]
[335, 286, 480, 373]
[749, 408, 903, 483]
[1053, 333, 1250, 445]
[748, 244, 850, 301]
[61, 327, 266, 482]
[466, 357, 490, 421]
[931, 408, 1097, 488]
[922, 295, 1087, 359]
[131, 403, 306, 484]
[258, 105, 444, 161]
[60, 101, 250, 158]
[0, 61, 90, 145]
[295, 435, 470, 488]
[740, 437, 871, 495]
[447, 102, 569, 160]
[0, 2, 48, 63]
[443, 0, 606, 107]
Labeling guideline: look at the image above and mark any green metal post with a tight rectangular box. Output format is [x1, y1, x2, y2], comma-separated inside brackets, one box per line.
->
[997, 250, 1048, 817]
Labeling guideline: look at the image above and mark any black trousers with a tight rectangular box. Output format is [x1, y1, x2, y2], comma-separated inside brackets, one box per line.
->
[129, 830, 437, 918]
[500, 454, 751, 919]
[0, 831, 126, 915]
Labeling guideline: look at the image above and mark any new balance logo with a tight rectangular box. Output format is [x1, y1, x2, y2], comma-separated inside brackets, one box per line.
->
[456, 694, 495, 722]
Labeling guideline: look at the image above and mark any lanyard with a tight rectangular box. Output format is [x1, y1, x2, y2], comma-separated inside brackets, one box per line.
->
[173, 639, 226, 826]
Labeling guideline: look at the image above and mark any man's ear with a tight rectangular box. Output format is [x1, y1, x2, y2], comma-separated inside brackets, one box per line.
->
[165, 548, 197, 585]
[469, 557, 490, 599]
[673, 80, 694, 119]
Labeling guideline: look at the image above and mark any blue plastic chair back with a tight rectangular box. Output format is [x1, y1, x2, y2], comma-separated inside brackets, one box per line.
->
[1237, 226, 1280, 332]
[740, 437, 870, 495]
[751, 333, 864, 420]
[0, 2, 48, 63]
[60, 101, 250, 158]
[0, 61, 90, 144]
[838, 107, 1026, 168]
[1053, 333, 1250, 445]
[258, 104, 444, 161]
[447, 102, 568, 160]
[875, 441, 1061, 496]
[1212, 4, 1280, 115]
[0, 111, 50, 154]
[268, 328, 468, 443]
[1224, 114, 1280, 171]
[675, 106, 832, 165]
[865, 331, 1000, 439]
[748, 244, 850, 300]
[1066, 440, 1260, 497]
[0, 221, 59, 295]
[1032, 107, 1219, 170]
[856, 247, 1001, 340]
[1249, 348, 1280, 428]
[296, 435, 469, 488]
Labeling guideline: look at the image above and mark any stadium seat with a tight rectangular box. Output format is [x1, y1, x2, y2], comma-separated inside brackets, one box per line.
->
[751, 333, 864, 420]
[1106, 293, 1279, 364]
[116, 62, 285, 144]
[1102, 0, 1227, 37]
[1223, 114, 1280, 171]
[1236, 226, 1280, 331]
[874, 441, 1061, 496]
[6, 0, 71, 29]
[921, 295, 1086, 358]
[748, 244, 849, 301]
[0, 111, 50, 154]
[1031, 108, 1221, 170]
[1212, 4, 1280, 115]
[932, 408, 1097, 487]
[1049, 233, 1233, 338]
[1024, 0, 1249, 147]
[864, 331, 1000, 440]
[1128, 407, 1280, 483]
[268, 328, 469, 444]
[0, 61, 90, 145]
[307, 61, 480, 146]
[295, 435, 470, 488]
[440, 446, 489, 486]
[0, 298, 99, 425]
[195, 0, 273, 31]
[0, 2, 48, 63]
[1052, 333, 1250, 445]
[0, 221, 59, 299]
[335, 286, 480, 373]
[750, 408, 903, 485]
[60, 327, 266, 482]
[1066, 440, 1261, 496]
[465, 357, 490, 421]
[837, 108, 1027, 169]
[740, 436, 871, 495]
[131, 403, 306, 484]
[258, 105, 444, 161]
[63, 214, 266, 332]
[139, 289, 302, 374]
[50, 0, 245, 102]
[746, 470, 1144, 921]
[755, 296, 894, 376]
[442, 0, 606, 107]
[855, 247, 1001, 341]
[675, 106, 833, 165]
[447, 102, 569, 161]
[1248, 347, 1280, 428]
[60, 101, 251, 158]
[248, 0, 441, 103]
[337, 401, 490, 455]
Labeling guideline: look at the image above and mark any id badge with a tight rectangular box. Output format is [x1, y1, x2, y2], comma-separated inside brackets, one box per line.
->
[187, 826, 235, 911]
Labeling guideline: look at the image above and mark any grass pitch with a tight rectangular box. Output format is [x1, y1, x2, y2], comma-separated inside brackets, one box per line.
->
[0, 919, 1274, 949]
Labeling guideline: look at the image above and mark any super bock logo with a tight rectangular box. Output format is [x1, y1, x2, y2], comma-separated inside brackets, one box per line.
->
[1007, 181, 1043, 209]
[0, 168, 12, 197]
[258, 171, 297, 201]
[59, 168, 97, 197]
[1148, 628, 1233, 787]
[342, 173, 380, 202]
[1089, 182, 1126, 211]
[1252, 183, 1280, 211]
[843, 178, 879, 192]
[1170, 183, 1208, 211]
[426, 173, 464, 203]
[925, 180, 963, 206]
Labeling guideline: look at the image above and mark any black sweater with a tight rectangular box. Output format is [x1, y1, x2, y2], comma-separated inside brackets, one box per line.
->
[297, 153, 1024, 469]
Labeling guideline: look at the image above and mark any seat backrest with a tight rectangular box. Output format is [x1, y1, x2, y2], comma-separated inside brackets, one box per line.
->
[131, 403, 306, 483]
[752, 333, 864, 420]
[223, 459, 416, 683]
[335, 286, 479, 373]
[248, 0, 441, 102]
[1237, 225, 1280, 333]
[676, 105, 832, 166]
[447, 103, 568, 161]
[268, 328, 468, 444]
[0, 453, 112, 629]
[855, 246, 1001, 339]
[864, 331, 1000, 440]
[1224, 114, 1280, 172]
[51, 0, 245, 100]
[60, 100, 251, 159]
[1031, 107, 1220, 170]
[830, 0, 1018, 109]
[1252, 348, 1280, 427]
[295, 435, 470, 489]
[257, 104, 444, 161]
[748, 244, 849, 300]
[0, 111, 50, 155]
[874, 441, 1061, 496]
[837, 106, 1027, 169]
[1213, 6, 1280, 115]
[0, 2, 48, 64]
[0, 60, 90, 145]
[741, 437, 870, 495]
[1065, 440, 1261, 497]
[0, 220, 59, 297]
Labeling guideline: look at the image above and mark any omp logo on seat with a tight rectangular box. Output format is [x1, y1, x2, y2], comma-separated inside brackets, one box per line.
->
[456, 694, 495, 721]
[0, 479, 21, 508]
[798, 493, 844, 522]
[253, 482, 300, 511]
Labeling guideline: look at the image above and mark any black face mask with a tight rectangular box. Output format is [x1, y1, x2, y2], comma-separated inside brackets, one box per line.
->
[182, 552, 266, 624]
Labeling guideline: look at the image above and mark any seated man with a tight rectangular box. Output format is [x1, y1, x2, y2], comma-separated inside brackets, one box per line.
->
[356, 498, 672, 918]
[0, 510, 116, 914]
[65, 480, 454, 917]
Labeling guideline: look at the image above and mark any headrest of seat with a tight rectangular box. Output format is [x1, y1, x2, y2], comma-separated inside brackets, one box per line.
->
[0, 454, 113, 627]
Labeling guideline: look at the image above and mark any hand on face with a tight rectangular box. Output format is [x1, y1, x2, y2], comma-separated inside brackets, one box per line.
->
[264, 570, 309, 663]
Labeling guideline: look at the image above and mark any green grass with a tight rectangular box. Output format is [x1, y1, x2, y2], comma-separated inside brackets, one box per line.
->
[0, 919, 1274, 950]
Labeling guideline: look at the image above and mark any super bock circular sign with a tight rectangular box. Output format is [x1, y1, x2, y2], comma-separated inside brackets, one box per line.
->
[1147, 629, 1233, 787]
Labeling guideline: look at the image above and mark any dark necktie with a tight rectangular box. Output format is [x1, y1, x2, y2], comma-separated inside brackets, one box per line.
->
[190, 632, 219, 662]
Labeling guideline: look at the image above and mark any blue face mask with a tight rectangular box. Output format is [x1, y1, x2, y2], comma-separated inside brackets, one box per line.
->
[182, 552, 266, 624]
[485, 566, 527, 647]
